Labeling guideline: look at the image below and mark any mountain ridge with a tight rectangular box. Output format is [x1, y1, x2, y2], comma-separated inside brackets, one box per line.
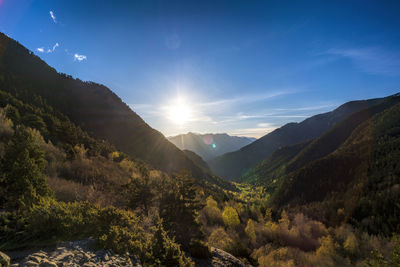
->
[168, 132, 255, 161]
[209, 95, 387, 180]
[0, 32, 223, 185]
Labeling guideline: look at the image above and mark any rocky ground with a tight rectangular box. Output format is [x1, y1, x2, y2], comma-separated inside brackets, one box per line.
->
[5, 239, 139, 267]
[2, 239, 250, 267]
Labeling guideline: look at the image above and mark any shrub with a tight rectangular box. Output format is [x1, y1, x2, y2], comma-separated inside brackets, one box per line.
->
[208, 227, 235, 251]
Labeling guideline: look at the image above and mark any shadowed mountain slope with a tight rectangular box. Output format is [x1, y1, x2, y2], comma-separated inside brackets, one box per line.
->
[0, 32, 223, 185]
[209, 96, 386, 180]
[269, 98, 400, 235]
[183, 150, 211, 171]
[241, 93, 400, 188]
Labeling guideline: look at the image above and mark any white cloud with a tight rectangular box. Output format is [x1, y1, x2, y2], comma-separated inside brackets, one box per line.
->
[327, 47, 400, 76]
[36, 43, 59, 54]
[49, 11, 57, 23]
[47, 42, 59, 53]
[230, 125, 278, 138]
[74, 53, 87, 62]
[197, 90, 296, 108]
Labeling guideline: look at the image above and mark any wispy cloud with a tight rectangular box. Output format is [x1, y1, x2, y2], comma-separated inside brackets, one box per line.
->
[74, 53, 87, 62]
[197, 90, 298, 108]
[36, 43, 59, 53]
[129, 89, 335, 138]
[327, 47, 400, 76]
[130, 90, 296, 122]
[49, 11, 57, 23]
[273, 104, 337, 112]
[49, 42, 59, 52]
[231, 123, 278, 138]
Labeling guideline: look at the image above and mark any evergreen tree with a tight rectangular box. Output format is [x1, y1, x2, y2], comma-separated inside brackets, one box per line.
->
[125, 166, 154, 215]
[0, 126, 52, 209]
[159, 171, 210, 258]
[149, 218, 193, 267]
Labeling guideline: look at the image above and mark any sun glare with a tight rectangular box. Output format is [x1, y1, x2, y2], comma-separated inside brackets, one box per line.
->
[167, 97, 191, 125]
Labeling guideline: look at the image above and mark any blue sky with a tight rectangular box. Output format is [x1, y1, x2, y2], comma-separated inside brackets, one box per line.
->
[1, 0, 400, 137]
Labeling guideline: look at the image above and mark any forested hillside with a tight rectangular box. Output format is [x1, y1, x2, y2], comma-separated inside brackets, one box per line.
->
[0, 32, 214, 183]
[209, 96, 386, 180]
[0, 87, 221, 265]
[240, 93, 400, 236]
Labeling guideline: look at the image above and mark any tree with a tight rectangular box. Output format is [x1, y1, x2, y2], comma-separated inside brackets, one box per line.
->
[245, 219, 256, 243]
[343, 232, 358, 255]
[125, 166, 154, 215]
[149, 219, 193, 267]
[222, 206, 240, 229]
[159, 171, 210, 258]
[0, 126, 52, 209]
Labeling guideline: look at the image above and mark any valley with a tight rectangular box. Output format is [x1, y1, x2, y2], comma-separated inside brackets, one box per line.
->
[0, 2, 400, 266]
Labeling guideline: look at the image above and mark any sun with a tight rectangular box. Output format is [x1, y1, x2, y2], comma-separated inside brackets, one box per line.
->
[167, 97, 192, 125]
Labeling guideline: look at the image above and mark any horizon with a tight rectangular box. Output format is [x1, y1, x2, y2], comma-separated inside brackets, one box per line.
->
[1, 0, 400, 138]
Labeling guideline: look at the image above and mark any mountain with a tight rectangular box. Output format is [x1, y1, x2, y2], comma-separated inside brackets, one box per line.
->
[208, 96, 386, 180]
[0, 32, 220, 184]
[241, 93, 400, 187]
[271, 95, 400, 235]
[168, 132, 255, 161]
[241, 93, 400, 235]
[182, 149, 211, 171]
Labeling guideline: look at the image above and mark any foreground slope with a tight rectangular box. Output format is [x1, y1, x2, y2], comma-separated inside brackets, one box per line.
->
[209, 96, 386, 180]
[168, 132, 255, 161]
[0, 32, 214, 182]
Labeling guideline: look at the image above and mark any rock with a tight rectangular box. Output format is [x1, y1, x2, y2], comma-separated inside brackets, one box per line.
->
[193, 247, 251, 267]
[27, 256, 42, 263]
[0, 251, 10, 267]
[10, 239, 139, 266]
[23, 260, 39, 267]
[39, 260, 57, 267]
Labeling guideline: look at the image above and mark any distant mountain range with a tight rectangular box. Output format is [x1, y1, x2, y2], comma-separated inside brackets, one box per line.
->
[0, 32, 230, 187]
[208, 96, 386, 180]
[168, 133, 255, 161]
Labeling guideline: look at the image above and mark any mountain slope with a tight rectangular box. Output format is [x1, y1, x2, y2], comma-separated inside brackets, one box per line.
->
[269, 97, 400, 235]
[241, 94, 400, 187]
[209, 96, 386, 180]
[183, 150, 211, 171]
[0, 32, 216, 183]
[168, 132, 255, 161]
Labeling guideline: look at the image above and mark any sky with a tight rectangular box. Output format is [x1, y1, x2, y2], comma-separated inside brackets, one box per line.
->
[1, 0, 400, 138]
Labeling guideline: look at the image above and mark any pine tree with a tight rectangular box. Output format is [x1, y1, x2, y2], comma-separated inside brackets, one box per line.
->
[0, 126, 52, 209]
[125, 166, 154, 215]
[159, 171, 210, 258]
[149, 218, 193, 267]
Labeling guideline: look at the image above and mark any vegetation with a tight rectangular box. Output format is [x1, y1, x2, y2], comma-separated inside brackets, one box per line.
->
[0, 90, 207, 265]
[0, 31, 399, 266]
[209, 96, 386, 180]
